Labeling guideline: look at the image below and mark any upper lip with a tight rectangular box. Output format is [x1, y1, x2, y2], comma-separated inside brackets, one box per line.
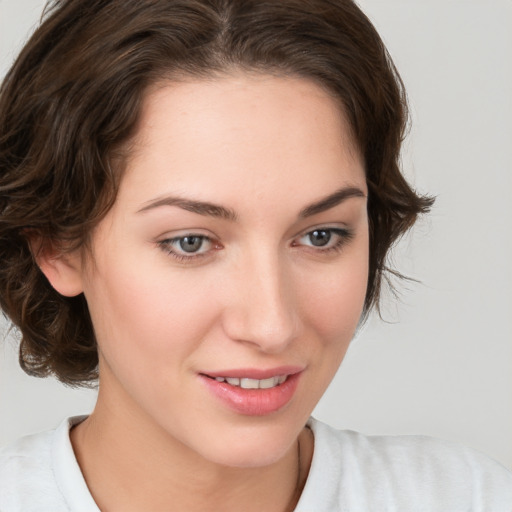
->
[201, 366, 304, 380]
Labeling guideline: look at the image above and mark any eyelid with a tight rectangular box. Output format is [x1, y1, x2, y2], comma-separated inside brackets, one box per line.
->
[292, 226, 354, 251]
[293, 223, 351, 241]
[155, 227, 216, 240]
[157, 231, 222, 263]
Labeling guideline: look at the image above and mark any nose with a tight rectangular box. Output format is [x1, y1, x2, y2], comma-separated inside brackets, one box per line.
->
[221, 250, 301, 354]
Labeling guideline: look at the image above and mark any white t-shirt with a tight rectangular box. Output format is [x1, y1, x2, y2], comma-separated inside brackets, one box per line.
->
[1, 416, 511, 511]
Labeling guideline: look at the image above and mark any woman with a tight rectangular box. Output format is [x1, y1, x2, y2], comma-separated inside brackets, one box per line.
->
[0, 0, 511, 510]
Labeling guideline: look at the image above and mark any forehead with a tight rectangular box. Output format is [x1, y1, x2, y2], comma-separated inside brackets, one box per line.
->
[117, 73, 366, 210]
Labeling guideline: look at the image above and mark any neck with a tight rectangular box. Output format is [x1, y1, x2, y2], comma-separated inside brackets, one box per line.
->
[71, 387, 313, 512]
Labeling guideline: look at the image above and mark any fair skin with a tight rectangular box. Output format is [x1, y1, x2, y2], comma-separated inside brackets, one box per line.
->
[40, 73, 369, 511]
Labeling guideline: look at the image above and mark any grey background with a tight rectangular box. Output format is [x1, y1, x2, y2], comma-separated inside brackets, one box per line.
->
[1, 0, 511, 470]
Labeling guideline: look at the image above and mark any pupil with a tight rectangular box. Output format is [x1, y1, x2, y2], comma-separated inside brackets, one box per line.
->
[310, 230, 331, 247]
[179, 236, 202, 253]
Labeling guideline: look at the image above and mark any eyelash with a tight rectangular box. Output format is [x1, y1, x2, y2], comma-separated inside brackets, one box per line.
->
[158, 235, 217, 263]
[293, 227, 354, 254]
[157, 227, 354, 263]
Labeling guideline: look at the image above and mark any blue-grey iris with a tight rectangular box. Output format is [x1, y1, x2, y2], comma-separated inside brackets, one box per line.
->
[309, 230, 331, 247]
[179, 236, 203, 253]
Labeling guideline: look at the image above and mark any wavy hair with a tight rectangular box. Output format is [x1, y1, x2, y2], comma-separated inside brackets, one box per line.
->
[0, 0, 433, 385]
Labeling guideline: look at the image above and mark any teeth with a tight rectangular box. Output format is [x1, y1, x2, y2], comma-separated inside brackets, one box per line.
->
[214, 375, 287, 389]
[240, 378, 260, 389]
[259, 377, 278, 389]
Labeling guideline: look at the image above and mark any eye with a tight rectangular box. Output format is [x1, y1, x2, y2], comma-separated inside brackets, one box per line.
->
[294, 227, 353, 252]
[306, 229, 333, 247]
[158, 234, 216, 261]
[176, 235, 208, 253]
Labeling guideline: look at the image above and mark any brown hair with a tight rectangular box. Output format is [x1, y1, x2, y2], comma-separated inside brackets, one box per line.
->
[0, 0, 433, 386]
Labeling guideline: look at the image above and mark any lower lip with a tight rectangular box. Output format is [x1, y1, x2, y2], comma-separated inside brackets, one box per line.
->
[200, 372, 301, 416]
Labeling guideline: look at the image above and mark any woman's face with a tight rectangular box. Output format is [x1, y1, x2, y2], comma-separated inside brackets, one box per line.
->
[78, 74, 368, 467]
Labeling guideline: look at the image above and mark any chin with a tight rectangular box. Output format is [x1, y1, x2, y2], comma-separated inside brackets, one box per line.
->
[206, 442, 293, 469]
[192, 419, 304, 469]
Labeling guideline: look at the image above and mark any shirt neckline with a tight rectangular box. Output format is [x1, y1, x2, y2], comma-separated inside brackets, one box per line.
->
[51, 415, 325, 511]
[51, 416, 101, 512]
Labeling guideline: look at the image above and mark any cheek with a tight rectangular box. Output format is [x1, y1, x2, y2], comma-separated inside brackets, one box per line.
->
[83, 254, 226, 370]
[298, 254, 369, 342]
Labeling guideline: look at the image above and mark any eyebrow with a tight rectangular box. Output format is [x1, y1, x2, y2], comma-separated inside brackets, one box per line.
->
[299, 186, 366, 218]
[137, 186, 366, 220]
[137, 196, 238, 221]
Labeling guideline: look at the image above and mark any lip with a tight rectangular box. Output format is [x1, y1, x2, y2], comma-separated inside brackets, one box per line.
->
[203, 366, 303, 380]
[199, 366, 303, 416]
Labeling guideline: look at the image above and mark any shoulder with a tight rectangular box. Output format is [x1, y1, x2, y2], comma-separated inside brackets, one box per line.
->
[0, 427, 67, 510]
[297, 418, 512, 511]
[0, 416, 90, 511]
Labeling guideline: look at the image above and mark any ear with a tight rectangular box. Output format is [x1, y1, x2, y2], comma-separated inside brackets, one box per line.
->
[30, 237, 84, 297]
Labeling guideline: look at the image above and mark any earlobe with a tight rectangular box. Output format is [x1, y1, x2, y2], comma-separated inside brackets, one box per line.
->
[30, 238, 84, 297]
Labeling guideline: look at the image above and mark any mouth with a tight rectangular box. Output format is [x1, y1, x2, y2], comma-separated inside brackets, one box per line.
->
[203, 374, 288, 389]
[199, 367, 303, 416]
